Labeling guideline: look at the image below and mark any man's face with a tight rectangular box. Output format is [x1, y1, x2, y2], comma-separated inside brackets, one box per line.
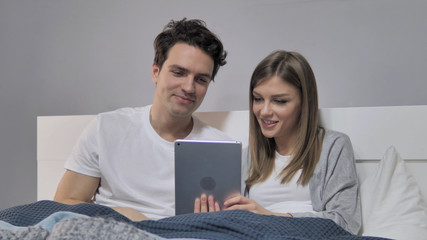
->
[152, 43, 214, 119]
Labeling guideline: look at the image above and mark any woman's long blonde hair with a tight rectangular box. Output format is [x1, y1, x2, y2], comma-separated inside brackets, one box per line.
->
[246, 50, 324, 189]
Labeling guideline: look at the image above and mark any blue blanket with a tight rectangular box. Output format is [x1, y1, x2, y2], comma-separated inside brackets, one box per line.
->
[0, 201, 387, 240]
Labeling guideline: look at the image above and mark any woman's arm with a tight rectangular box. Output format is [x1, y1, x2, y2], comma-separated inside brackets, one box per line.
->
[291, 132, 361, 235]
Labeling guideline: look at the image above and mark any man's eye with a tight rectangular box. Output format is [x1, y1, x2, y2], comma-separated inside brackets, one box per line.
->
[172, 71, 184, 76]
[196, 78, 209, 84]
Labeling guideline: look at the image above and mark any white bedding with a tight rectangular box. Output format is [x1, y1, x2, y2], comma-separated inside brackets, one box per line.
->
[360, 146, 427, 239]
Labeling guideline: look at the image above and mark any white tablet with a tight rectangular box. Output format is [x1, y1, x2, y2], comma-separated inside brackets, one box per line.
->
[174, 139, 242, 215]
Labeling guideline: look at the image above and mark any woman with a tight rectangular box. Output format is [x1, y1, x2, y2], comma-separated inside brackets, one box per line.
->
[197, 50, 361, 235]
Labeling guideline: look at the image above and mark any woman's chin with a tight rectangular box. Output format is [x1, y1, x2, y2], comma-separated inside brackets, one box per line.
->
[261, 130, 276, 139]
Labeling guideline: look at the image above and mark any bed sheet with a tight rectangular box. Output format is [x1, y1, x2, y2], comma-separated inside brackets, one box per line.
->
[0, 200, 389, 240]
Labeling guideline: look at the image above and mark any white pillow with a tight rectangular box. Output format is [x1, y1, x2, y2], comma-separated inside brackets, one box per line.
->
[360, 146, 427, 239]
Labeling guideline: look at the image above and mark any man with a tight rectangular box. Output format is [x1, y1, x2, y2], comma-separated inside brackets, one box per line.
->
[54, 18, 229, 221]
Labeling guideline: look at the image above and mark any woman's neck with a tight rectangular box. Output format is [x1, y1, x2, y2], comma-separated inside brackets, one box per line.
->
[274, 131, 298, 156]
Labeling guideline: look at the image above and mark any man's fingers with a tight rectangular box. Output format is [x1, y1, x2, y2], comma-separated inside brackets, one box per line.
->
[194, 198, 201, 213]
[200, 194, 208, 212]
[208, 195, 215, 212]
[196, 194, 220, 213]
[215, 201, 221, 211]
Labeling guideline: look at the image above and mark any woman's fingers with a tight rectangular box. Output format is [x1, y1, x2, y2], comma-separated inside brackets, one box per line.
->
[224, 195, 248, 207]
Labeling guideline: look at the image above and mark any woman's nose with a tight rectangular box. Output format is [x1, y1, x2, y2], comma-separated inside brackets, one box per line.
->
[260, 102, 272, 116]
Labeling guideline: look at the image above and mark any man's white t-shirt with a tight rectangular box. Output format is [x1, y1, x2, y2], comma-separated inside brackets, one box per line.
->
[248, 153, 314, 214]
[65, 105, 231, 220]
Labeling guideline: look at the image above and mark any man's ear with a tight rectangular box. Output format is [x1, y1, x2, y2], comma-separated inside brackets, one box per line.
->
[152, 62, 160, 84]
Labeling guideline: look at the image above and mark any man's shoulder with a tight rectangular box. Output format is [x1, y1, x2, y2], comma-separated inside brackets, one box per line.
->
[192, 116, 232, 140]
[97, 105, 150, 119]
[94, 105, 150, 130]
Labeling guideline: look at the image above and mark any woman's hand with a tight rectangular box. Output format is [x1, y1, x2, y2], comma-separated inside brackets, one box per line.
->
[223, 195, 292, 217]
[111, 206, 149, 221]
[223, 194, 271, 215]
[194, 193, 220, 213]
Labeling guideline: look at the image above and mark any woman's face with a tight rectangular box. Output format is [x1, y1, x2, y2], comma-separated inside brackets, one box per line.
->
[252, 76, 301, 146]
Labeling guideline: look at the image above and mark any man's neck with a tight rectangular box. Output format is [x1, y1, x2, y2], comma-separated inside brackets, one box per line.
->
[149, 107, 193, 142]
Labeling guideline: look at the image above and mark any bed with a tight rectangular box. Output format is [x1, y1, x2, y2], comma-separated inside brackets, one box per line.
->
[5, 105, 427, 239]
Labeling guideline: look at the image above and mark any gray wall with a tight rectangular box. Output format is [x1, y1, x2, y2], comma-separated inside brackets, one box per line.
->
[0, 0, 426, 210]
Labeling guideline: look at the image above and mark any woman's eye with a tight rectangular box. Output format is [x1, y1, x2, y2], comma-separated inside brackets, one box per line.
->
[253, 97, 262, 102]
[274, 99, 288, 104]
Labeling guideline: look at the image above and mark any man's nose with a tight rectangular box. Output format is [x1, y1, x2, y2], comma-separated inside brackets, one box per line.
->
[181, 77, 195, 93]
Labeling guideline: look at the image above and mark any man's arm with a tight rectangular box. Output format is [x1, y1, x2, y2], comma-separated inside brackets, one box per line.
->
[54, 170, 149, 221]
[54, 170, 100, 204]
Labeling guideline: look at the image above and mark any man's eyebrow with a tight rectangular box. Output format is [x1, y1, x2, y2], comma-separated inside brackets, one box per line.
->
[196, 72, 212, 79]
[169, 64, 212, 79]
[169, 65, 189, 73]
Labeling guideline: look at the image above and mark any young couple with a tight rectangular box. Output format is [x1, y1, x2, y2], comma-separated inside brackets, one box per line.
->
[53, 18, 361, 234]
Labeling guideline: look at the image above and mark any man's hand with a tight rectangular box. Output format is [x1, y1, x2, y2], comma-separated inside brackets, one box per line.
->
[111, 206, 149, 221]
[194, 193, 220, 213]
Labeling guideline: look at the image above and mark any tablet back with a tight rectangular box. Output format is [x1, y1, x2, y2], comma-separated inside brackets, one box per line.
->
[174, 139, 242, 215]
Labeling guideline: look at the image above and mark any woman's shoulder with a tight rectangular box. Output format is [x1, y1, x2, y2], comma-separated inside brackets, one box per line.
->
[318, 129, 355, 170]
[322, 129, 352, 146]
[320, 129, 354, 158]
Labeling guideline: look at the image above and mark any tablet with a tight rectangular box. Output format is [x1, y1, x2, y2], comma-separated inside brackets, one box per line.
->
[174, 139, 242, 215]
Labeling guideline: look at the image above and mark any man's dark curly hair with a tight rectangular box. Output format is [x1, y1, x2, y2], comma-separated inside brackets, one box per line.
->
[153, 18, 227, 81]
